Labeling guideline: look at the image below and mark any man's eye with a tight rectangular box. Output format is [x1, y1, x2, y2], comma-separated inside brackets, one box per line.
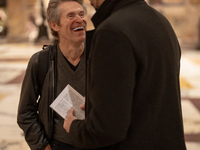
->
[79, 13, 85, 17]
[68, 14, 75, 18]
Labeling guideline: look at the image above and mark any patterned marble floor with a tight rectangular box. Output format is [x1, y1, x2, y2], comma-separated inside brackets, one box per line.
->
[0, 43, 200, 150]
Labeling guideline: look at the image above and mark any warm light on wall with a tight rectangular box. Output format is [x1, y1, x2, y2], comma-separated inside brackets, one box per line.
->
[84, 0, 96, 30]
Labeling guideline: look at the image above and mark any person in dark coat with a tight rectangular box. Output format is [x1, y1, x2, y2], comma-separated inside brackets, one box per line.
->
[17, 0, 86, 150]
[63, 0, 187, 149]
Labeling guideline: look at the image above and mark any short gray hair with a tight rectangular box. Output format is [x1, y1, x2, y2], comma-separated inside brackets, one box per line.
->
[47, 0, 84, 39]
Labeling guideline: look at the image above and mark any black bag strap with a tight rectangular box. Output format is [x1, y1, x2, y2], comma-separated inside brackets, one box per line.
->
[37, 45, 52, 94]
[36, 44, 57, 140]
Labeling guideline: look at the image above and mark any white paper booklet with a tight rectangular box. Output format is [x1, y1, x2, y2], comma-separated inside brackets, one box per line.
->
[50, 84, 85, 120]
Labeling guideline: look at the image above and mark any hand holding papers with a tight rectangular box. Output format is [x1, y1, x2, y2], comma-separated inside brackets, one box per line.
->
[50, 84, 85, 120]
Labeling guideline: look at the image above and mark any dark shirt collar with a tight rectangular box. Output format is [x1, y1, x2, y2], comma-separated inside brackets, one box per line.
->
[91, 0, 143, 28]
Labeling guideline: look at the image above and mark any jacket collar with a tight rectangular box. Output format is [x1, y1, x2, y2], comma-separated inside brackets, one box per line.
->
[91, 0, 144, 28]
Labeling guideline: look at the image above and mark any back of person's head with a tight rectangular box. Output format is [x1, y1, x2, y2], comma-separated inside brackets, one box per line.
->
[47, 0, 84, 38]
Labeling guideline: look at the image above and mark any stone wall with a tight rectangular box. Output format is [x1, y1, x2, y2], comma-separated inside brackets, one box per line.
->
[149, 0, 200, 48]
[4, 0, 200, 48]
[6, 0, 37, 42]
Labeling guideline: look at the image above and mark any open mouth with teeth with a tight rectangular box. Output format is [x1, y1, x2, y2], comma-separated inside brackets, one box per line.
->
[73, 27, 84, 32]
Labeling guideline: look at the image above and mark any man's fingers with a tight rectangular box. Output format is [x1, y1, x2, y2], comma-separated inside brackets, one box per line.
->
[68, 108, 74, 114]
[63, 108, 78, 133]
[67, 108, 74, 118]
[80, 103, 85, 110]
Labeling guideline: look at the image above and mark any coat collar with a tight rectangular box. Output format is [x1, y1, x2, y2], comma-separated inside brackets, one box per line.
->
[91, 0, 144, 28]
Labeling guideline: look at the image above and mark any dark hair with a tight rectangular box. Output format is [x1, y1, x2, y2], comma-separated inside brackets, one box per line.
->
[47, 0, 84, 38]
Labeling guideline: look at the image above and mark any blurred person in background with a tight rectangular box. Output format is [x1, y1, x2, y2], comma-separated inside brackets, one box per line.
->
[17, 0, 86, 150]
[0, 8, 7, 36]
[63, 0, 187, 149]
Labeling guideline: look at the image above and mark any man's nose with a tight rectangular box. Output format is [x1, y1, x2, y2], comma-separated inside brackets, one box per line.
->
[75, 15, 83, 22]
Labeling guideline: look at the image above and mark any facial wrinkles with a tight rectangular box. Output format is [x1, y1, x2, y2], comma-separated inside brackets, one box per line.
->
[58, 2, 86, 43]
[60, 3, 86, 27]
[70, 11, 86, 32]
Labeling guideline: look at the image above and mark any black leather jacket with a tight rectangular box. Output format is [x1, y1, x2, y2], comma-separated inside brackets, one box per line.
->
[17, 45, 57, 150]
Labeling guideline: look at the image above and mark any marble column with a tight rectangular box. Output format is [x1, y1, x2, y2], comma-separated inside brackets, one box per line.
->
[6, 0, 29, 42]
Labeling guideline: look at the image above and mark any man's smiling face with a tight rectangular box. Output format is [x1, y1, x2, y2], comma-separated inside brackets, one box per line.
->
[55, 1, 87, 44]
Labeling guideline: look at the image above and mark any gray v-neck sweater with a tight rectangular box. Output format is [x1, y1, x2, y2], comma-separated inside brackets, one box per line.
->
[53, 46, 85, 144]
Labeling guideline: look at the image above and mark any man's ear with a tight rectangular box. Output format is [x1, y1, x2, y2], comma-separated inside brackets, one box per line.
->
[49, 22, 59, 31]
